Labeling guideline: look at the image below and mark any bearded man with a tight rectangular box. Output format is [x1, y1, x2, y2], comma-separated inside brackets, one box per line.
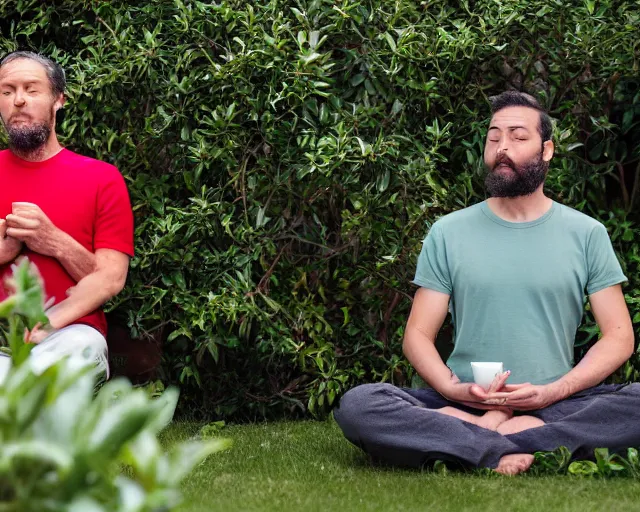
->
[334, 91, 640, 475]
[0, 51, 134, 381]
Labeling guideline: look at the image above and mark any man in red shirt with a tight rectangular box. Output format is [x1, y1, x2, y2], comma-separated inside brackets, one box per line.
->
[0, 51, 134, 381]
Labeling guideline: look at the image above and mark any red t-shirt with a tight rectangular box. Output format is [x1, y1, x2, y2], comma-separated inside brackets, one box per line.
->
[0, 149, 134, 336]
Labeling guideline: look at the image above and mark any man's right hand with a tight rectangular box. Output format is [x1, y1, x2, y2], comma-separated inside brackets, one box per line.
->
[0, 219, 23, 261]
[439, 370, 515, 411]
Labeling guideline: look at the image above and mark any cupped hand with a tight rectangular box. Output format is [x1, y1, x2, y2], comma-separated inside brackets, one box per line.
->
[24, 322, 54, 344]
[491, 383, 563, 411]
[441, 370, 514, 411]
[6, 203, 61, 257]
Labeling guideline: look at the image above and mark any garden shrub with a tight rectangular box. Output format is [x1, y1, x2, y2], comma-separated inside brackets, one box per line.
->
[0, 259, 229, 511]
[0, 0, 638, 419]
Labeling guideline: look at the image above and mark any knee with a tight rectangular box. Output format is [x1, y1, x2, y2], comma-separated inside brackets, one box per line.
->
[31, 326, 108, 370]
[622, 383, 640, 396]
[333, 383, 396, 433]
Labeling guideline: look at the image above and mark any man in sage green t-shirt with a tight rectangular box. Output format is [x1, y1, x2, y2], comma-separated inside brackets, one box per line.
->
[335, 91, 640, 475]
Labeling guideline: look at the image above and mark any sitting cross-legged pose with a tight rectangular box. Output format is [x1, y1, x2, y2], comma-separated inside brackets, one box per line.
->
[0, 51, 134, 382]
[334, 91, 639, 475]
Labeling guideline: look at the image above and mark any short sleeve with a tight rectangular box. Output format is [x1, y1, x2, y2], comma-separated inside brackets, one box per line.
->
[586, 223, 626, 295]
[94, 168, 135, 257]
[412, 222, 452, 295]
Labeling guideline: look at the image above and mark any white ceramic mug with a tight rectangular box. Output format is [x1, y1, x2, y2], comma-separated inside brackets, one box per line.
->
[470, 361, 504, 389]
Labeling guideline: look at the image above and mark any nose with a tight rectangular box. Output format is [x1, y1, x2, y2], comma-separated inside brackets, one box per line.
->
[497, 136, 509, 153]
[13, 90, 26, 107]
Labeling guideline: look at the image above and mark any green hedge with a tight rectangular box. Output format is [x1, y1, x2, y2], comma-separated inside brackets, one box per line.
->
[1, 0, 639, 419]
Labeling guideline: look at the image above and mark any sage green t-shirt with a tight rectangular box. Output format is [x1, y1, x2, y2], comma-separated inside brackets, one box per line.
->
[413, 201, 627, 385]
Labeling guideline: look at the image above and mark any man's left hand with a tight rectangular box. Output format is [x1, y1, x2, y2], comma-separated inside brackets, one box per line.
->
[494, 383, 564, 411]
[6, 203, 62, 257]
[24, 322, 54, 344]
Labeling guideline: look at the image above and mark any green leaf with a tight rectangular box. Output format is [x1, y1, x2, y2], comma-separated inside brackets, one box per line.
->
[0, 440, 73, 473]
[382, 32, 396, 51]
[114, 476, 146, 512]
[290, 7, 305, 23]
[568, 460, 598, 475]
[67, 497, 106, 512]
[585, 0, 595, 15]
[350, 74, 365, 86]
[391, 99, 403, 115]
[162, 439, 232, 486]
[340, 306, 350, 326]
[226, 102, 236, 119]
[377, 170, 391, 192]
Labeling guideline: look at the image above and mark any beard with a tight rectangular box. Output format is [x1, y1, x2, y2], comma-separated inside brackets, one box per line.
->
[2, 112, 53, 154]
[484, 151, 548, 198]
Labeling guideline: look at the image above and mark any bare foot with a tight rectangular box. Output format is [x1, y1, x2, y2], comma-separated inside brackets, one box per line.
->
[496, 415, 545, 435]
[476, 410, 513, 431]
[436, 407, 512, 431]
[494, 453, 535, 475]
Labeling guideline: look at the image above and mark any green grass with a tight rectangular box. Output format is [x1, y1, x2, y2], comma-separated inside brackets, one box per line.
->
[162, 420, 640, 512]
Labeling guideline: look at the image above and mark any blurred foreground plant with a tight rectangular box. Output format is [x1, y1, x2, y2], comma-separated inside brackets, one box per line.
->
[0, 259, 230, 511]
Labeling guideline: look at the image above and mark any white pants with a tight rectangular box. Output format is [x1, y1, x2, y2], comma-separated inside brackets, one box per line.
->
[0, 324, 109, 384]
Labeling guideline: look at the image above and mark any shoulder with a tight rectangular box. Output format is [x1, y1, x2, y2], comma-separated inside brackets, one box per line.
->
[429, 202, 485, 234]
[555, 202, 605, 234]
[62, 150, 125, 183]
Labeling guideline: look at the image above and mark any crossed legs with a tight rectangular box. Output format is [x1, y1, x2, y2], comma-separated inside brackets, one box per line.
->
[334, 383, 640, 475]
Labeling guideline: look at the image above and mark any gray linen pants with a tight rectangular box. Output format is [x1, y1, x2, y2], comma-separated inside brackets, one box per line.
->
[333, 382, 640, 469]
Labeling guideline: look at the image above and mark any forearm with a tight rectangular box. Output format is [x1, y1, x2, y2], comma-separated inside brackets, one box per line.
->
[51, 230, 96, 282]
[45, 271, 120, 330]
[552, 334, 634, 400]
[403, 327, 453, 394]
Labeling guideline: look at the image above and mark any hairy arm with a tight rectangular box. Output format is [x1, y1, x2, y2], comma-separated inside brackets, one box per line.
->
[43, 248, 130, 331]
[50, 231, 97, 282]
[554, 284, 634, 398]
[502, 284, 634, 410]
[403, 288, 496, 405]
[403, 287, 453, 391]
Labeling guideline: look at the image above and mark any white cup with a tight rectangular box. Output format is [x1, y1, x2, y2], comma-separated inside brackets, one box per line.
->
[470, 362, 504, 389]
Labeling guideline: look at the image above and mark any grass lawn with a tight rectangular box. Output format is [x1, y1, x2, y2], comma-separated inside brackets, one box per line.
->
[162, 419, 640, 512]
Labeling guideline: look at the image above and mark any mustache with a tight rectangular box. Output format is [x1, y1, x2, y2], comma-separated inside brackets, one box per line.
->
[8, 114, 32, 123]
[493, 153, 517, 171]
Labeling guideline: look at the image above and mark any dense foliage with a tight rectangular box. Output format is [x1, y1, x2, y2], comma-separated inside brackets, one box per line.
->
[1, 0, 638, 419]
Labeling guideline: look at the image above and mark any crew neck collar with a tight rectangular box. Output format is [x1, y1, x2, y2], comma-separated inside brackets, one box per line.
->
[6, 147, 67, 168]
[481, 199, 557, 229]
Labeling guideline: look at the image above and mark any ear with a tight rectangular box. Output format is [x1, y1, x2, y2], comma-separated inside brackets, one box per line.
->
[542, 139, 554, 162]
[54, 93, 65, 111]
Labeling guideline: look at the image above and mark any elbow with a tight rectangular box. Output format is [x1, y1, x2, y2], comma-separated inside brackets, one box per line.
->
[402, 331, 416, 359]
[104, 273, 127, 299]
[625, 333, 636, 361]
[402, 333, 410, 357]
[109, 279, 127, 298]
[620, 327, 635, 361]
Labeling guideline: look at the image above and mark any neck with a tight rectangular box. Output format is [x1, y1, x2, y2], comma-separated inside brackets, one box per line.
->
[11, 134, 63, 162]
[487, 187, 552, 222]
